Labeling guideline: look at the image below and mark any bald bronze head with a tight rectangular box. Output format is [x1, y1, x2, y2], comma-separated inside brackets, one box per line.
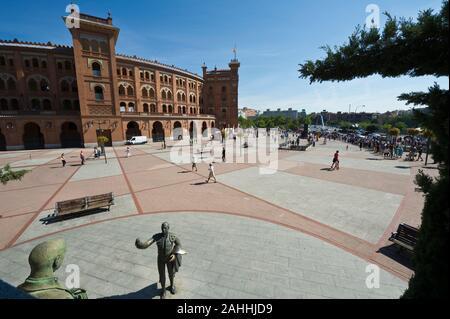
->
[28, 239, 66, 279]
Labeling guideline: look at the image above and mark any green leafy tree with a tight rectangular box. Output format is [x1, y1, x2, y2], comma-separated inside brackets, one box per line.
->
[365, 124, 380, 134]
[299, 1, 448, 298]
[0, 164, 29, 185]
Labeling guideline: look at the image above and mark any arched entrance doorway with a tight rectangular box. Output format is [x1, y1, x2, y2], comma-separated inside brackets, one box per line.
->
[23, 122, 45, 149]
[202, 121, 208, 136]
[0, 129, 6, 151]
[173, 121, 183, 140]
[60, 122, 82, 148]
[152, 121, 164, 142]
[189, 122, 195, 140]
[126, 121, 142, 140]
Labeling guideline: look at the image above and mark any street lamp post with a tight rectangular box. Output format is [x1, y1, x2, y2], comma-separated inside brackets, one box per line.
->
[93, 120, 108, 164]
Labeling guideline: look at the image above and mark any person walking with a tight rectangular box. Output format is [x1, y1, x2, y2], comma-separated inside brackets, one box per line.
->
[191, 155, 198, 172]
[222, 147, 226, 163]
[125, 146, 131, 158]
[60, 153, 66, 167]
[206, 163, 217, 183]
[331, 150, 340, 171]
[80, 151, 85, 165]
[417, 145, 424, 161]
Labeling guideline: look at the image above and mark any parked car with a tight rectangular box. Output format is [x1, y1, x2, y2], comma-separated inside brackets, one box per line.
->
[126, 136, 148, 145]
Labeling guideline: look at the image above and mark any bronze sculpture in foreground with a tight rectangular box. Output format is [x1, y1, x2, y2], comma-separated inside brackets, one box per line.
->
[135, 222, 184, 299]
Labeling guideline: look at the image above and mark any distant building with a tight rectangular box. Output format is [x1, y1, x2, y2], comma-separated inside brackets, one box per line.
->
[261, 108, 301, 120]
[239, 107, 259, 119]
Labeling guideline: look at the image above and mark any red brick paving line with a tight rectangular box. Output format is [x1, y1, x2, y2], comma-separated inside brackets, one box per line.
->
[3, 151, 95, 250]
[8, 208, 411, 281]
[142, 147, 413, 280]
[375, 165, 424, 249]
[0, 182, 63, 194]
[113, 147, 144, 214]
[5, 147, 413, 280]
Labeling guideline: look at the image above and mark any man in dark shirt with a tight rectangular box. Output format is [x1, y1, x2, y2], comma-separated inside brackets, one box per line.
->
[135, 222, 182, 299]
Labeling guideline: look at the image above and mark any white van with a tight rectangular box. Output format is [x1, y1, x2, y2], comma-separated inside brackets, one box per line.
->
[127, 136, 148, 145]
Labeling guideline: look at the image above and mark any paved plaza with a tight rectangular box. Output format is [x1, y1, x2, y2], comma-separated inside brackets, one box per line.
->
[0, 139, 435, 299]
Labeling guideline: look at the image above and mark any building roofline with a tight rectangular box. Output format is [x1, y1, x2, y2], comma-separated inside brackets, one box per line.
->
[116, 54, 203, 81]
[0, 39, 72, 50]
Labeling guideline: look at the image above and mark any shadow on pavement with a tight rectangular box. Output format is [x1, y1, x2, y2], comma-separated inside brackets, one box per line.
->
[40, 208, 110, 225]
[377, 244, 415, 271]
[320, 168, 332, 171]
[191, 182, 208, 186]
[395, 166, 411, 169]
[102, 283, 160, 299]
[178, 171, 191, 174]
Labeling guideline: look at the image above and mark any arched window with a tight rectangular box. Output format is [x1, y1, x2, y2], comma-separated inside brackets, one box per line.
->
[57, 62, 63, 70]
[143, 103, 149, 113]
[73, 100, 80, 110]
[128, 102, 135, 113]
[43, 99, 52, 110]
[122, 68, 127, 76]
[140, 72, 145, 80]
[142, 87, 148, 98]
[25, 60, 31, 68]
[65, 61, 72, 70]
[11, 99, 19, 110]
[117, 69, 121, 76]
[167, 90, 172, 100]
[127, 86, 134, 96]
[119, 85, 126, 96]
[149, 88, 155, 98]
[168, 105, 173, 113]
[190, 107, 193, 114]
[161, 90, 167, 100]
[150, 73, 155, 81]
[162, 105, 167, 113]
[94, 86, 104, 100]
[164, 75, 168, 83]
[32, 58, 39, 68]
[40, 79, 50, 92]
[72, 81, 78, 93]
[81, 39, 90, 51]
[41, 61, 47, 69]
[177, 92, 182, 101]
[150, 104, 156, 113]
[178, 106, 182, 113]
[145, 72, 150, 81]
[120, 102, 126, 113]
[0, 56, 5, 66]
[129, 70, 133, 77]
[0, 79, 5, 90]
[0, 99, 8, 110]
[100, 42, 108, 54]
[28, 79, 38, 91]
[183, 106, 186, 114]
[91, 40, 99, 53]
[63, 100, 72, 110]
[31, 99, 41, 110]
[92, 62, 101, 77]
[182, 93, 186, 102]
[61, 80, 70, 92]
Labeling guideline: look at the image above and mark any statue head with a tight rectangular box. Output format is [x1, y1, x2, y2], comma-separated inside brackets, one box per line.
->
[28, 239, 66, 279]
[161, 222, 170, 236]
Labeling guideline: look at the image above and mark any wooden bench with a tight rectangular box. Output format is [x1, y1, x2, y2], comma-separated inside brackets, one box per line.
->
[42, 193, 114, 223]
[389, 223, 419, 252]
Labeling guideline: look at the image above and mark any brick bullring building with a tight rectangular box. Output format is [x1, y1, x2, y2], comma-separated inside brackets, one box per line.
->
[0, 13, 240, 150]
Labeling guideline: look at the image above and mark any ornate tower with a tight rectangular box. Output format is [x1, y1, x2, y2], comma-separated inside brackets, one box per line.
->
[202, 57, 240, 129]
[64, 13, 123, 146]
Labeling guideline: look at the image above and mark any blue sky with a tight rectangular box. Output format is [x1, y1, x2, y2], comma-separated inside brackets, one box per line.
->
[0, 0, 447, 113]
